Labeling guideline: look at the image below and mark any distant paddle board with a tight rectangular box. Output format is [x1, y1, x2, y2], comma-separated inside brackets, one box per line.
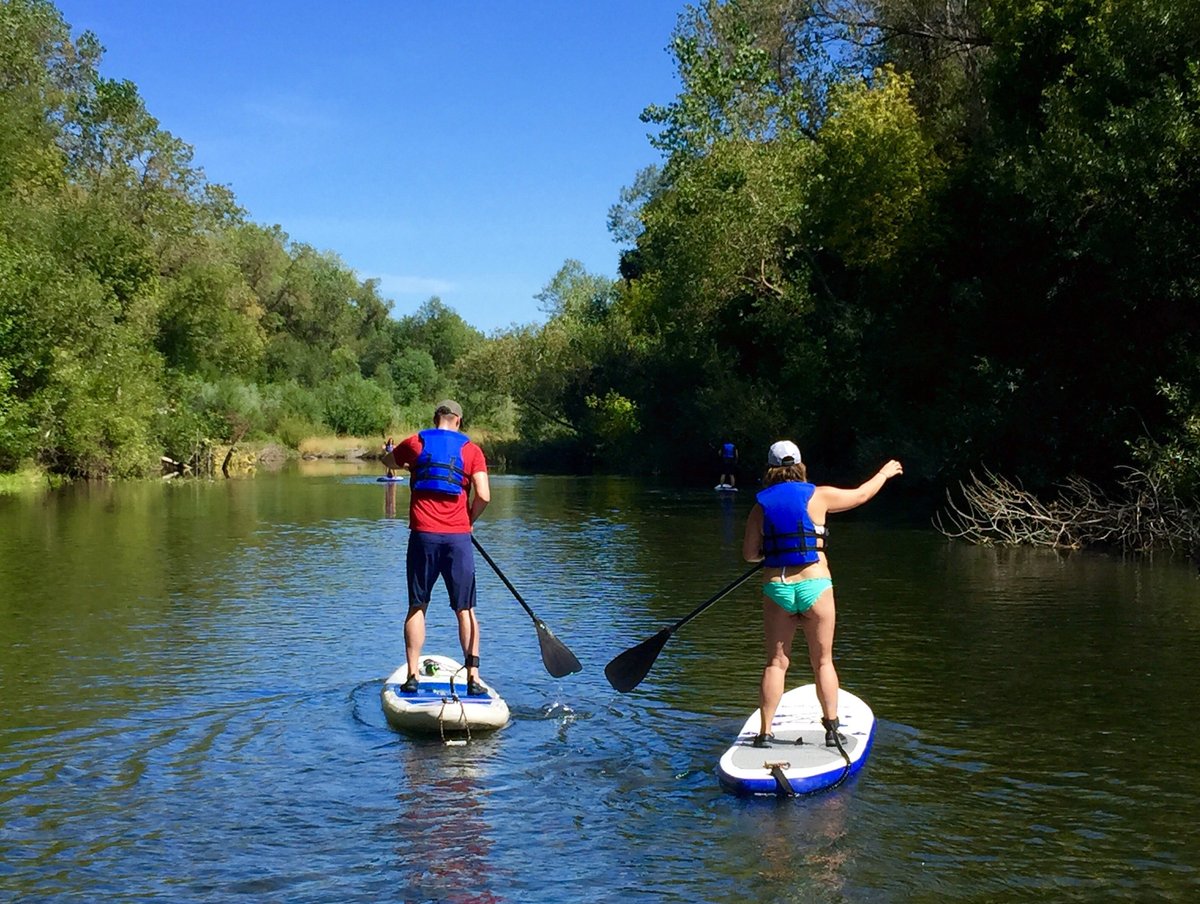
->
[381, 655, 510, 736]
[717, 684, 875, 795]
[376, 475, 404, 482]
[714, 484, 738, 492]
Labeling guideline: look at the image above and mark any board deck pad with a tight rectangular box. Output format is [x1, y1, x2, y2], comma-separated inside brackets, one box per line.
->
[717, 684, 875, 796]
[381, 655, 510, 735]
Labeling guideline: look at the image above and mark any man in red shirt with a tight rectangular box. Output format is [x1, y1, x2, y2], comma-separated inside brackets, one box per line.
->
[389, 399, 490, 695]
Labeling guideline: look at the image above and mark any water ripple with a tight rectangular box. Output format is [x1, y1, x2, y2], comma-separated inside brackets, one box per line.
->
[3, 475, 1200, 901]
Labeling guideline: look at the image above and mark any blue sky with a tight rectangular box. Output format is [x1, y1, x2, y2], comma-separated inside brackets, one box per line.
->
[53, 2, 685, 332]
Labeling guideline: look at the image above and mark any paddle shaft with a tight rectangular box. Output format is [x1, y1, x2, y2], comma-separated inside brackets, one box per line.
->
[472, 535, 582, 677]
[603, 561, 765, 693]
[471, 536, 538, 623]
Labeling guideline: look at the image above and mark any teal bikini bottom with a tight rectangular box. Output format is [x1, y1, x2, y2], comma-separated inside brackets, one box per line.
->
[763, 577, 833, 615]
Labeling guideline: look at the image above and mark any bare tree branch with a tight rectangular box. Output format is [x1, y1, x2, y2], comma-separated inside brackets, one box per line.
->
[934, 466, 1200, 557]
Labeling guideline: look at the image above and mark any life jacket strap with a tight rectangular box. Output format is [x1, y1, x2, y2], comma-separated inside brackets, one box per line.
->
[762, 526, 829, 554]
[414, 459, 468, 481]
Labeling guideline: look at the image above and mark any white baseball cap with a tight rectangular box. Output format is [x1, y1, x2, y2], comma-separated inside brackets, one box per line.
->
[767, 440, 802, 467]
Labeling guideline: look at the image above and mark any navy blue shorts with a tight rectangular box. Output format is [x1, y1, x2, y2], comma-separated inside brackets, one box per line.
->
[406, 531, 477, 612]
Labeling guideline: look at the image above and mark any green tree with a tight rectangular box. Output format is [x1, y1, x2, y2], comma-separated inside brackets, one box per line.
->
[157, 240, 265, 379]
[393, 297, 483, 371]
[390, 346, 440, 406]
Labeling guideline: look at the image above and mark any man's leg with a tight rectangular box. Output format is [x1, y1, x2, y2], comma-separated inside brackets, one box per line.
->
[404, 607, 426, 680]
[455, 607, 480, 681]
[443, 533, 482, 686]
[404, 531, 436, 681]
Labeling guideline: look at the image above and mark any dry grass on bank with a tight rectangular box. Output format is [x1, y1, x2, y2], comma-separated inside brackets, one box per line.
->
[297, 434, 388, 459]
[295, 425, 512, 460]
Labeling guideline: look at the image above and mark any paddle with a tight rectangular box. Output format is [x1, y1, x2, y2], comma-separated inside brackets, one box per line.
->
[605, 562, 764, 693]
[471, 536, 582, 678]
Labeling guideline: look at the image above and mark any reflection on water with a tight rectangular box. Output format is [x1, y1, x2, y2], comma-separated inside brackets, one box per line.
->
[385, 480, 398, 519]
[2, 471, 1199, 901]
[392, 739, 504, 904]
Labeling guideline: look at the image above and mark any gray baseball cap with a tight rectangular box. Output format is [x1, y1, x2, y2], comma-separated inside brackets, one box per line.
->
[434, 399, 463, 419]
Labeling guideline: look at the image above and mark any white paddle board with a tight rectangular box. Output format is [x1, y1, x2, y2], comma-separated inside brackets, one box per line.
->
[717, 684, 875, 795]
[381, 654, 510, 735]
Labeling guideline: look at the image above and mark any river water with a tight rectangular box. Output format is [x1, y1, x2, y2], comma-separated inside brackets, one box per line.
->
[1, 466, 1198, 902]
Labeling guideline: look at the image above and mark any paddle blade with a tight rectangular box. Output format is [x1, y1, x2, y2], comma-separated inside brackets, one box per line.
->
[535, 620, 582, 678]
[604, 628, 672, 693]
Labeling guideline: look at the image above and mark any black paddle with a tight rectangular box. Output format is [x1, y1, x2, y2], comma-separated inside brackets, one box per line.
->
[605, 562, 764, 693]
[471, 536, 582, 678]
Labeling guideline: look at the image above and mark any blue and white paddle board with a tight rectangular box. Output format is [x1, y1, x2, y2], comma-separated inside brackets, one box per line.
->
[717, 684, 875, 795]
[381, 654, 509, 735]
[376, 475, 405, 483]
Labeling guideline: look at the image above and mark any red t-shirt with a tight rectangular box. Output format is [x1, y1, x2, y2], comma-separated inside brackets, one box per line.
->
[394, 432, 487, 533]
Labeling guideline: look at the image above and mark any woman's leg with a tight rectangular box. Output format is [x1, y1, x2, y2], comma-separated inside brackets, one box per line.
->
[800, 588, 838, 720]
[759, 598, 799, 737]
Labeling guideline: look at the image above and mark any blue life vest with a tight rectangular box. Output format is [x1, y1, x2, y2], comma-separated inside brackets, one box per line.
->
[721, 442, 736, 460]
[757, 481, 827, 567]
[412, 429, 470, 495]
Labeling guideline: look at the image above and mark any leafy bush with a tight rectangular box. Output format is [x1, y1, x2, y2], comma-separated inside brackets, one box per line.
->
[1131, 382, 1200, 501]
[153, 398, 218, 463]
[262, 380, 323, 432]
[195, 378, 266, 440]
[0, 363, 35, 471]
[318, 373, 393, 436]
[274, 414, 322, 448]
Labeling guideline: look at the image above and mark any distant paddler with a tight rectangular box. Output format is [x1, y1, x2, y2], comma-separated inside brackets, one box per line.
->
[382, 435, 396, 479]
[717, 440, 739, 489]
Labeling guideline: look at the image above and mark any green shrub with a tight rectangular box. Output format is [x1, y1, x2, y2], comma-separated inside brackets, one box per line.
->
[153, 400, 217, 463]
[262, 380, 323, 432]
[318, 372, 393, 436]
[275, 414, 321, 448]
[0, 363, 35, 472]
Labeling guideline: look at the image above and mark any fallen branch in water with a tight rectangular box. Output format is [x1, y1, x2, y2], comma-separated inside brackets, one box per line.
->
[934, 466, 1200, 557]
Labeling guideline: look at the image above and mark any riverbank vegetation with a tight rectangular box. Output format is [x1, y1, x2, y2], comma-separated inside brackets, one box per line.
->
[2, 0, 1199, 553]
[0, 0, 503, 480]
